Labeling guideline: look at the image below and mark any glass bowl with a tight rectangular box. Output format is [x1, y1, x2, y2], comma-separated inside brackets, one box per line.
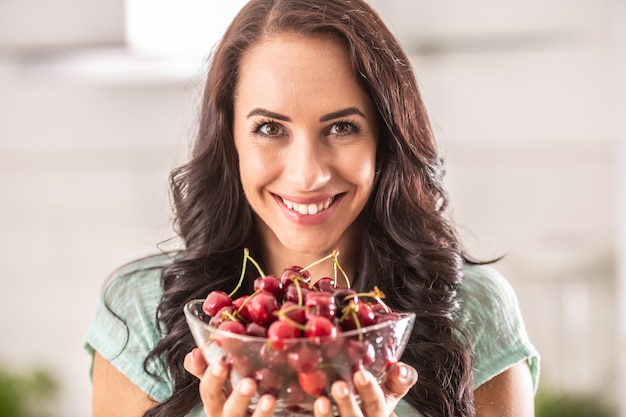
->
[184, 299, 415, 417]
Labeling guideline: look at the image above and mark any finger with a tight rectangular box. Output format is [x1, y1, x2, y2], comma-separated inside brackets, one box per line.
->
[382, 362, 418, 403]
[330, 379, 362, 417]
[353, 369, 385, 417]
[251, 394, 277, 417]
[184, 348, 208, 380]
[223, 377, 258, 417]
[314, 396, 334, 417]
[199, 360, 229, 417]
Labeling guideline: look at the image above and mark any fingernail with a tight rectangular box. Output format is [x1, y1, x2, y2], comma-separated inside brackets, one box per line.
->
[355, 370, 371, 386]
[240, 379, 256, 396]
[398, 364, 416, 384]
[398, 364, 409, 381]
[258, 395, 274, 412]
[316, 398, 330, 414]
[332, 382, 350, 399]
[211, 361, 225, 377]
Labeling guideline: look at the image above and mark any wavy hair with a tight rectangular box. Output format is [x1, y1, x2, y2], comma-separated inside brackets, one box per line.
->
[143, 1, 474, 416]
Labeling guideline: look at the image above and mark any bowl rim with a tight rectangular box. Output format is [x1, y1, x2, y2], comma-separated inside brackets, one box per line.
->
[184, 298, 416, 344]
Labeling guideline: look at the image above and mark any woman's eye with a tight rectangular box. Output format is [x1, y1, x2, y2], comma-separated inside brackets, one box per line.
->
[328, 122, 355, 135]
[258, 122, 283, 136]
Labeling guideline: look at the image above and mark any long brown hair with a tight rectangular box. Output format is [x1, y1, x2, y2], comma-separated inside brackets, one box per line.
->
[144, 1, 474, 416]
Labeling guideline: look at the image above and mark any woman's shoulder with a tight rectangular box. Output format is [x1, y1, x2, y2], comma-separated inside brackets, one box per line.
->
[456, 262, 540, 390]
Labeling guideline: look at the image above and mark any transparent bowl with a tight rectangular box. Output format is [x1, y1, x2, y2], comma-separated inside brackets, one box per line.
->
[184, 299, 415, 417]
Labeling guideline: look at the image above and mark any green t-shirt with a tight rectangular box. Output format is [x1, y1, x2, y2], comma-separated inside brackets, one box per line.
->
[84, 253, 540, 416]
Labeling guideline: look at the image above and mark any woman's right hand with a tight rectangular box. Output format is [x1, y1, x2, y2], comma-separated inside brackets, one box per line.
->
[184, 348, 277, 417]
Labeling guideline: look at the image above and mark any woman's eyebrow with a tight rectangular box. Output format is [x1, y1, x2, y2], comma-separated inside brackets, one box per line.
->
[246, 108, 291, 121]
[319, 107, 366, 122]
[246, 107, 366, 122]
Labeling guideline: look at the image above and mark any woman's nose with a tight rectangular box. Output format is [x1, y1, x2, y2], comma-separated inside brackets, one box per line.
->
[284, 135, 331, 191]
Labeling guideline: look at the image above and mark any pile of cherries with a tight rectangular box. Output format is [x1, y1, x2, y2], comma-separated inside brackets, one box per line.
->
[199, 249, 403, 403]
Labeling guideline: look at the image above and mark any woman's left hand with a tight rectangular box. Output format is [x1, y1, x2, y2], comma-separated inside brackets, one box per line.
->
[313, 362, 418, 417]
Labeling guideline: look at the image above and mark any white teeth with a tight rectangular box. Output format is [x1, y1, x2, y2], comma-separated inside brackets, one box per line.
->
[281, 197, 333, 215]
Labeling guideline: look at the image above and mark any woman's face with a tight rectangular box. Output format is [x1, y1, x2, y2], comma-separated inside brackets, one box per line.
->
[233, 33, 378, 262]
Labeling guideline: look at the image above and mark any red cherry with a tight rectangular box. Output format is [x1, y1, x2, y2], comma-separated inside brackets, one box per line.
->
[254, 274, 284, 299]
[340, 300, 376, 331]
[345, 338, 375, 370]
[208, 306, 234, 327]
[203, 290, 232, 317]
[260, 343, 288, 367]
[277, 301, 307, 325]
[287, 344, 323, 373]
[305, 291, 336, 321]
[246, 322, 268, 337]
[244, 290, 280, 325]
[304, 316, 338, 339]
[313, 277, 335, 293]
[284, 282, 310, 304]
[215, 320, 246, 352]
[267, 320, 301, 351]
[253, 367, 286, 397]
[298, 370, 327, 396]
[333, 288, 357, 312]
[280, 266, 311, 287]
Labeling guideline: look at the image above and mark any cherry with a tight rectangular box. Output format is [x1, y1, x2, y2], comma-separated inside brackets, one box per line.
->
[277, 301, 308, 325]
[260, 343, 288, 367]
[284, 282, 310, 304]
[208, 306, 235, 327]
[298, 370, 327, 396]
[254, 274, 284, 299]
[280, 266, 311, 287]
[340, 300, 376, 331]
[246, 322, 268, 337]
[203, 290, 232, 317]
[305, 291, 336, 321]
[345, 338, 375, 371]
[287, 343, 323, 373]
[333, 288, 357, 313]
[267, 320, 301, 351]
[242, 290, 280, 326]
[253, 367, 286, 397]
[313, 277, 335, 293]
[215, 320, 246, 352]
[304, 316, 338, 339]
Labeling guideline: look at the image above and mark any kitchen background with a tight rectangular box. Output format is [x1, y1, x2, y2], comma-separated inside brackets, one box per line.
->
[0, 0, 624, 416]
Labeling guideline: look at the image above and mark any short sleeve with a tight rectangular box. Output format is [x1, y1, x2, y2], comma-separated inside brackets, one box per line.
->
[84, 254, 174, 402]
[456, 264, 540, 391]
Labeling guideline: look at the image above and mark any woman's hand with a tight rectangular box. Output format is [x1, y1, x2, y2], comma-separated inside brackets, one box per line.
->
[313, 362, 418, 417]
[185, 348, 417, 417]
[184, 348, 277, 417]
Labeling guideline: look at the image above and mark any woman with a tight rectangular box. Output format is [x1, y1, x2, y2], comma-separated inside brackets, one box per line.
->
[85, 1, 539, 416]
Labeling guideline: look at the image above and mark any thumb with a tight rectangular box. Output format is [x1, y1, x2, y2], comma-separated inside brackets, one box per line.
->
[184, 348, 209, 380]
[383, 362, 418, 399]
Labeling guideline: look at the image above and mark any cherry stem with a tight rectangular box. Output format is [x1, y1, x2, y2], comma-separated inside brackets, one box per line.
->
[300, 249, 339, 273]
[300, 249, 352, 289]
[333, 256, 351, 289]
[229, 248, 266, 298]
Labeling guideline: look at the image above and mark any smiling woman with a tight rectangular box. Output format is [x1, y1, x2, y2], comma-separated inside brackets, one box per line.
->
[84, 1, 539, 417]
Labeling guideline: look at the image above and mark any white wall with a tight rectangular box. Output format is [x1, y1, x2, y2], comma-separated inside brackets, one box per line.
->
[0, 1, 622, 416]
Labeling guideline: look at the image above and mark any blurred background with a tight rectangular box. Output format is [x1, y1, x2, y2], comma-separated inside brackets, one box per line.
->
[0, 0, 623, 416]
